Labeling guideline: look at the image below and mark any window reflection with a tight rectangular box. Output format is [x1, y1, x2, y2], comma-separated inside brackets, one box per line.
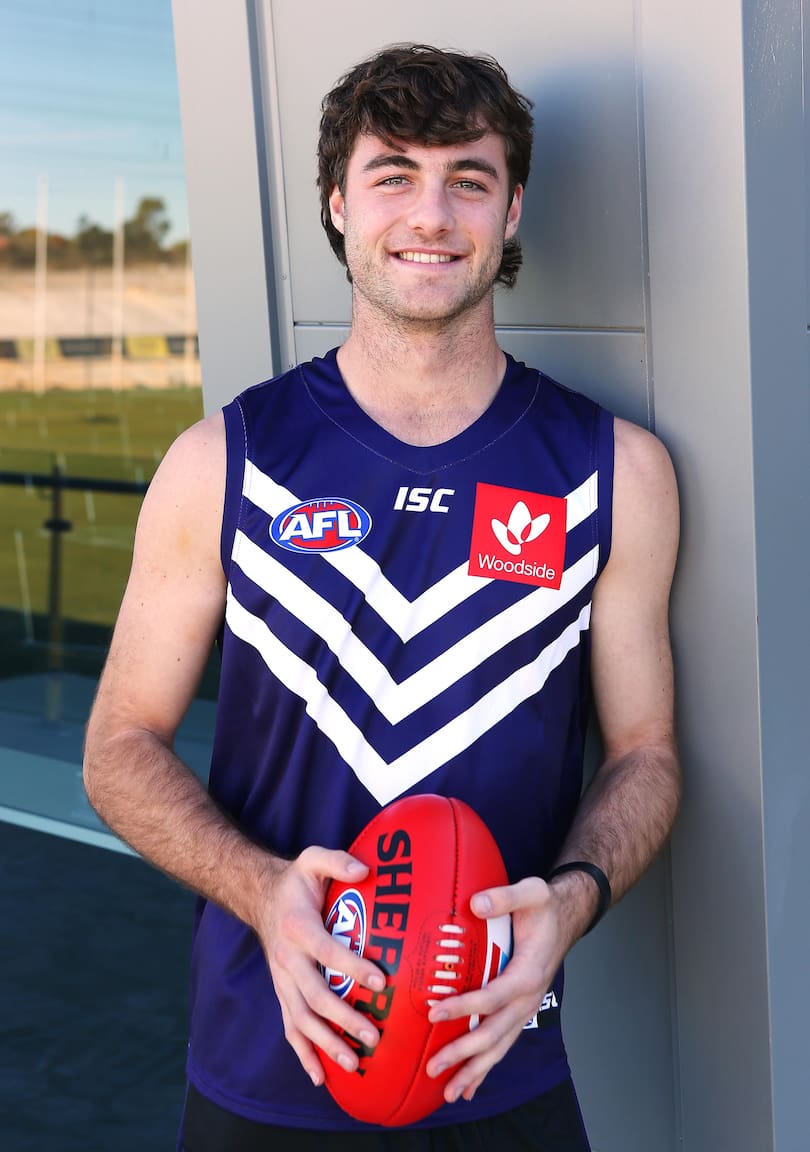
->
[0, 0, 215, 839]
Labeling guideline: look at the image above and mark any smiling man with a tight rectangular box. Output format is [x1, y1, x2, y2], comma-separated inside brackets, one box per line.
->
[83, 44, 681, 1152]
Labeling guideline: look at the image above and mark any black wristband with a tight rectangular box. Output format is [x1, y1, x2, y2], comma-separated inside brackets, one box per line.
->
[546, 861, 612, 935]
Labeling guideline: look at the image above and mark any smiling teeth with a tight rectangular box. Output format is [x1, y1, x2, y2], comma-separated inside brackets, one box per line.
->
[398, 252, 455, 263]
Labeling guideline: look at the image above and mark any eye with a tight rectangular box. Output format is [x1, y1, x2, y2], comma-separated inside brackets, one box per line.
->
[453, 179, 487, 192]
[377, 175, 411, 187]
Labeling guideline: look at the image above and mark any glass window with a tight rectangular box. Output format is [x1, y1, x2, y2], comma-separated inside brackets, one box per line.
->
[1, 4, 210, 1144]
[0, 0, 217, 847]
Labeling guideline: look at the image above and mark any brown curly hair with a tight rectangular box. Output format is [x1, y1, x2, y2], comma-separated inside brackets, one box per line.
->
[317, 44, 534, 288]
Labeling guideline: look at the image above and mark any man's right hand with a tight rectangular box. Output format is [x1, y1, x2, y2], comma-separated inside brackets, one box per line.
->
[256, 846, 386, 1087]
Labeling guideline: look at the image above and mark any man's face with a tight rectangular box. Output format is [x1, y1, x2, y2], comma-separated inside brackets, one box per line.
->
[328, 132, 522, 328]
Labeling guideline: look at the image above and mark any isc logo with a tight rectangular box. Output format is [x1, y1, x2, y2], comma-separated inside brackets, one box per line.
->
[393, 486, 455, 513]
[270, 497, 372, 553]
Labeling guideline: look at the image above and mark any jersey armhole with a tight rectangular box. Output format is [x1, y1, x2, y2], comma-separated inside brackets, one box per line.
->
[595, 406, 615, 576]
[220, 398, 247, 579]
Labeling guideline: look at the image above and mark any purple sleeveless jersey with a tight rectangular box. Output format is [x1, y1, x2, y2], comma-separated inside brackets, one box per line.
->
[185, 349, 614, 1129]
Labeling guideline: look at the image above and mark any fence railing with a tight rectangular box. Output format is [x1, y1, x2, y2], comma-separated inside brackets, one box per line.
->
[1, 466, 149, 719]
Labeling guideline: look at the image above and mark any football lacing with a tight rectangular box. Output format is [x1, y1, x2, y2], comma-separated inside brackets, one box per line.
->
[427, 923, 465, 999]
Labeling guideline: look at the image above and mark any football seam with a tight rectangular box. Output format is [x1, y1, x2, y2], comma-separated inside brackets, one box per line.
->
[388, 796, 459, 1126]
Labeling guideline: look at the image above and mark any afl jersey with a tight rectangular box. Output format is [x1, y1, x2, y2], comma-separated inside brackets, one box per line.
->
[186, 348, 614, 1129]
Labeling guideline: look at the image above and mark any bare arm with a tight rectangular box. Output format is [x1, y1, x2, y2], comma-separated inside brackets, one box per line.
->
[544, 416, 681, 938]
[83, 413, 384, 1083]
[427, 416, 681, 1100]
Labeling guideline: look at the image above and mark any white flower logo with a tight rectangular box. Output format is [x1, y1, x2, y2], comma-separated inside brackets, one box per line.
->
[491, 501, 550, 556]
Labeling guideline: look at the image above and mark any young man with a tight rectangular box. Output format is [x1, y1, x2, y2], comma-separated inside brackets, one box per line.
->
[84, 44, 680, 1151]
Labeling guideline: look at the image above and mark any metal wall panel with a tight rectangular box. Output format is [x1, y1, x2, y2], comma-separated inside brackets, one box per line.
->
[744, 4, 810, 1150]
[269, 0, 644, 333]
[173, 0, 279, 409]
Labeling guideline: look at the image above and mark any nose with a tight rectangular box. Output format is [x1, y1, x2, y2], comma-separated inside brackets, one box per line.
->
[406, 181, 454, 236]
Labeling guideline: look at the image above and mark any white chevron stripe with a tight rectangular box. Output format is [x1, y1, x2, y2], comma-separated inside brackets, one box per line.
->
[242, 462, 598, 641]
[232, 531, 598, 724]
[226, 586, 591, 806]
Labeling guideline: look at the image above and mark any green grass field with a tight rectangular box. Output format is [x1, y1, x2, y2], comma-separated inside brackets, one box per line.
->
[0, 385, 206, 684]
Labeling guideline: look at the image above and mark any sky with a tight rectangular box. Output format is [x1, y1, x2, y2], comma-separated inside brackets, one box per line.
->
[0, 0, 189, 242]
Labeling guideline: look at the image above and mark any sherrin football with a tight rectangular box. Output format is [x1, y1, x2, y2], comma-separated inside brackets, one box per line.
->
[320, 794, 512, 1126]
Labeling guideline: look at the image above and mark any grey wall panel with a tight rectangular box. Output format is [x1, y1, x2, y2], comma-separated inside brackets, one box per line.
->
[743, 3, 810, 1150]
[565, 856, 676, 1152]
[805, 0, 810, 333]
[294, 325, 649, 424]
[640, 2, 773, 1148]
[173, 0, 279, 414]
[269, 0, 644, 332]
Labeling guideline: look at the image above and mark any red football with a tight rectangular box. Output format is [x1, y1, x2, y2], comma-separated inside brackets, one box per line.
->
[320, 794, 512, 1126]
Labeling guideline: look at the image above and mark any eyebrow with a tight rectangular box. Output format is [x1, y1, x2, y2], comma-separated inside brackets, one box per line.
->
[361, 153, 500, 181]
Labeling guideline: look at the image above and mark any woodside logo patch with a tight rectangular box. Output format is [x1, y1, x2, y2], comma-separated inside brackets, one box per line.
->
[468, 483, 567, 589]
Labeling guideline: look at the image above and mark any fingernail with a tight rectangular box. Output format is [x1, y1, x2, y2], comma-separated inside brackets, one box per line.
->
[346, 859, 366, 875]
[430, 1063, 447, 1078]
[472, 893, 492, 915]
[310, 1069, 322, 1087]
[359, 1028, 377, 1047]
[338, 1053, 356, 1072]
[368, 972, 385, 992]
[430, 1008, 448, 1022]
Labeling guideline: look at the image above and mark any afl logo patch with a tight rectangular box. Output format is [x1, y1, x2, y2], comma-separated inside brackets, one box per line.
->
[270, 497, 372, 553]
[322, 889, 367, 998]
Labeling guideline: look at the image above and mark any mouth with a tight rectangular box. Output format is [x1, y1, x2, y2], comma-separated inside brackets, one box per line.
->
[395, 251, 460, 264]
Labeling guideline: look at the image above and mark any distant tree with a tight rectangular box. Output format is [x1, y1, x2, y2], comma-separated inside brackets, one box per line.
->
[6, 227, 79, 268]
[124, 196, 171, 263]
[8, 227, 37, 267]
[76, 215, 114, 265]
[46, 232, 79, 269]
[0, 211, 15, 237]
[166, 237, 191, 266]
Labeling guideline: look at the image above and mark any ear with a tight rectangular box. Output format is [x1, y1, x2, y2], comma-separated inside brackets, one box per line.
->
[504, 184, 523, 240]
[329, 185, 346, 235]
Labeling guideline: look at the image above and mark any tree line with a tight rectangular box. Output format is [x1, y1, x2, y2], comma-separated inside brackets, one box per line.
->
[0, 197, 189, 269]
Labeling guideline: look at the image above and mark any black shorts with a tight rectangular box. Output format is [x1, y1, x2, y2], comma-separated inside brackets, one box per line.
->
[180, 1077, 591, 1151]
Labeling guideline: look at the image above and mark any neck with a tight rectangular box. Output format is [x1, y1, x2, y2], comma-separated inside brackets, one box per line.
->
[336, 297, 506, 446]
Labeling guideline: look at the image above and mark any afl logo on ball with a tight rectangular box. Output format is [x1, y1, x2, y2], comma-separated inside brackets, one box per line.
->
[270, 497, 372, 553]
[322, 889, 367, 998]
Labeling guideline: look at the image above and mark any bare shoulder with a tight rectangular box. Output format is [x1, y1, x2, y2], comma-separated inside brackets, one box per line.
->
[613, 416, 677, 501]
[590, 423, 679, 753]
[143, 409, 225, 512]
[609, 417, 679, 573]
[132, 410, 226, 564]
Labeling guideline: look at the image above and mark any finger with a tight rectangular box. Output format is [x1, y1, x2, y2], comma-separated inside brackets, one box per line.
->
[278, 971, 377, 1075]
[469, 875, 548, 919]
[427, 953, 536, 1024]
[278, 993, 326, 1086]
[426, 995, 536, 1076]
[430, 1020, 520, 1102]
[274, 905, 385, 994]
[296, 961, 382, 1050]
[443, 1038, 512, 1104]
[298, 845, 370, 885]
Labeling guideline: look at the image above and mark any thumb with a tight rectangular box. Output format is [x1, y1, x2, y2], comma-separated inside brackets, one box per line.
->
[470, 876, 547, 919]
[298, 845, 370, 882]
